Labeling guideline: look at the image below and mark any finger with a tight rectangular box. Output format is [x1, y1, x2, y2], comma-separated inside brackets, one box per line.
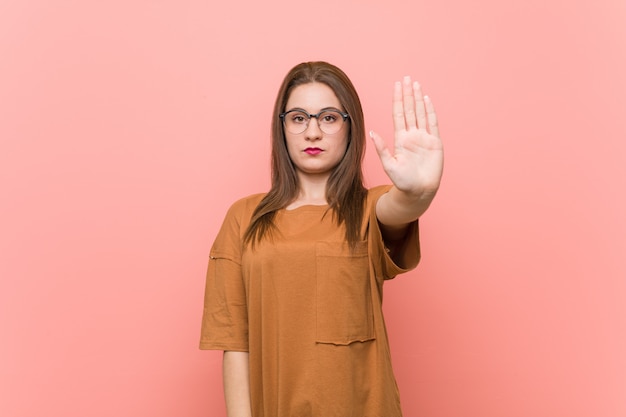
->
[369, 130, 394, 166]
[424, 95, 439, 137]
[414, 81, 427, 131]
[392, 81, 405, 132]
[402, 76, 417, 129]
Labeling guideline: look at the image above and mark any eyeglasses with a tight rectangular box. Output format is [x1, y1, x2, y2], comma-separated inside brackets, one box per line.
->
[279, 109, 349, 135]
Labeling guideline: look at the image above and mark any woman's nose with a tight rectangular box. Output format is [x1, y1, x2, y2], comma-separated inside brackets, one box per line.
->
[304, 117, 323, 140]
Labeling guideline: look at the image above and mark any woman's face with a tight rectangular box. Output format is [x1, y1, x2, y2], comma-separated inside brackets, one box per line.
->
[283, 82, 349, 180]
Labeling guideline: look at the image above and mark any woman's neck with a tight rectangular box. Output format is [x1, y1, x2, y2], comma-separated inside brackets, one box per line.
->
[287, 173, 329, 209]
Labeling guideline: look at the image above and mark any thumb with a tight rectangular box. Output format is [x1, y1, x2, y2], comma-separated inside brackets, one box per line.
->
[369, 130, 393, 165]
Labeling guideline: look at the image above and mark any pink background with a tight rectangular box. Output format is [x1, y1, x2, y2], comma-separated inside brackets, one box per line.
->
[1, 1, 625, 416]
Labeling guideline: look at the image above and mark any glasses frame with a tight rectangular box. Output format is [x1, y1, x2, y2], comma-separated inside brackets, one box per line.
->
[279, 108, 350, 135]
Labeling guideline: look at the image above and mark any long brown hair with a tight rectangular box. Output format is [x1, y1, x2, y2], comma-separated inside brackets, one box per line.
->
[243, 61, 368, 249]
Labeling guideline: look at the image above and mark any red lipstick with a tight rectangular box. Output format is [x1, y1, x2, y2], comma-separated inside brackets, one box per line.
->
[304, 148, 322, 155]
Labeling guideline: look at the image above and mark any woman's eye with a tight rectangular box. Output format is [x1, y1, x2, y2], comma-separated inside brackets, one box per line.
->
[321, 113, 338, 123]
[291, 114, 307, 124]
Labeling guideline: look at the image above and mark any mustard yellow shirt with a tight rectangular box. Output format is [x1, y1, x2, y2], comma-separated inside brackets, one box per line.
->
[200, 185, 420, 417]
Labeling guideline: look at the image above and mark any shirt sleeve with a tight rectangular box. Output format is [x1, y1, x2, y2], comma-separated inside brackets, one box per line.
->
[366, 185, 421, 281]
[199, 200, 249, 351]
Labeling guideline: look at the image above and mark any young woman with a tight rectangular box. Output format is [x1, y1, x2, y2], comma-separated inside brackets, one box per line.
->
[200, 61, 443, 417]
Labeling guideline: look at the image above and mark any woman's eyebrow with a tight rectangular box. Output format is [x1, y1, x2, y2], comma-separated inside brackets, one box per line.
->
[285, 106, 342, 113]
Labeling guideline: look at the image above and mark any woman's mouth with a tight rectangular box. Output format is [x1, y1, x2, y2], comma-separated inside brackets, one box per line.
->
[304, 148, 322, 155]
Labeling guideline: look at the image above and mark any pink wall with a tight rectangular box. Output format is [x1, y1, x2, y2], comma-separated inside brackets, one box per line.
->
[1, 1, 625, 416]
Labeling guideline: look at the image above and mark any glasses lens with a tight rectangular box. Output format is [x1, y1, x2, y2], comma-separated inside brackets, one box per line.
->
[317, 110, 344, 134]
[283, 111, 308, 134]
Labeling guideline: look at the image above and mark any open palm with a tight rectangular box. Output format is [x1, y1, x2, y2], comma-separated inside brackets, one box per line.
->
[370, 76, 444, 197]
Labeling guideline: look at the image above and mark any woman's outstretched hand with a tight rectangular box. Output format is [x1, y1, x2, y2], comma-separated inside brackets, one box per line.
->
[370, 76, 444, 199]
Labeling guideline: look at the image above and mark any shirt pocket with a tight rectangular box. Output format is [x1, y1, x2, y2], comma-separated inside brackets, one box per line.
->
[315, 241, 375, 345]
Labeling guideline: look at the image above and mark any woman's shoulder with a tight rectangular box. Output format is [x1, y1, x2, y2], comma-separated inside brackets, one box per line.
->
[366, 184, 393, 204]
[224, 192, 266, 219]
[231, 192, 266, 207]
